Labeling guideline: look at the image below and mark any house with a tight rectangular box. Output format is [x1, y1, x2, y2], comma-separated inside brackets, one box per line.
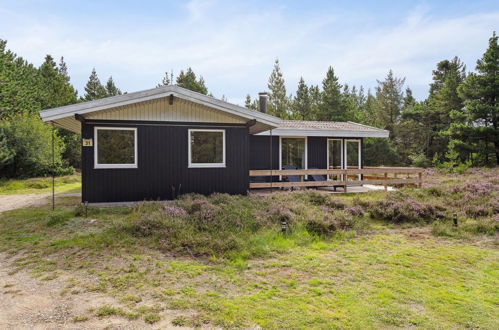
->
[40, 85, 389, 203]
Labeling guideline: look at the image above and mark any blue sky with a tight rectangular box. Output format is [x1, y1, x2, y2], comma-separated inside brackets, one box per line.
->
[1, 0, 498, 104]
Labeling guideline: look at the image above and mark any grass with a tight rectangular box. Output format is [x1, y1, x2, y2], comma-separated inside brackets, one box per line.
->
[0, 174, 81, 195]
[0, 168, 497, 328]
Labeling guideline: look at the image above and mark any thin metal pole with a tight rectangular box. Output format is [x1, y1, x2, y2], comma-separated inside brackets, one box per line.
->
[270, 129, 273, 189]
[52, 123, 55, 210]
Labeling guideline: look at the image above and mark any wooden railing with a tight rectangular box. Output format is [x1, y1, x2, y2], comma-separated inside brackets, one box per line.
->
[249, 167, 423, 192]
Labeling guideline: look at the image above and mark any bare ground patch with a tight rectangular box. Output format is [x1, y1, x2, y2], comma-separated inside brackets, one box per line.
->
[0, 193, 81, 213]
[0, 253, 196, 329]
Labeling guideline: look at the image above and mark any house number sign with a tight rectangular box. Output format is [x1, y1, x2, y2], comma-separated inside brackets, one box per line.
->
[82, 138, 93, 147]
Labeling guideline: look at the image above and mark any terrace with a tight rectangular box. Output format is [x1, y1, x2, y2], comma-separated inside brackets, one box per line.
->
[249, 167, 424, 192]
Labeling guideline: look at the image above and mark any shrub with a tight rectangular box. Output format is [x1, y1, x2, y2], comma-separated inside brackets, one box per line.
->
[74, 204, 100, 217]
[306, 211, 364, 236]
[162, 205, 188, 218]
[432, 218, 499, 238]
[171, 316, 187, 326]
[306, 216, 337, 236]
[0, 112, 70, 178]
[464, 204, 493, 218]
[426, 187, 445, 197]
[124, 213, 171, 237]
[144, 313, 161, 324]
[47, 212, 71, 226]
[344, 206, 365, 217]
[366, 197, 444, 224]
[449, 181, 495, 196]
[306, 191, 346, 209]
[409, 153, 431, 168]
[267, 203, 295, 224]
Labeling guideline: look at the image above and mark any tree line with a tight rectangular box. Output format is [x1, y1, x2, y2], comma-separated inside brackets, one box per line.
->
[246, 32, 498, 168]
[0, 32, 497, 178]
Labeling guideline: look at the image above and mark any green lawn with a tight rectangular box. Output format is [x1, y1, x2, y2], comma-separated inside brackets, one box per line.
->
[0, 169, 497, 328]
[0, 174, 81, 195]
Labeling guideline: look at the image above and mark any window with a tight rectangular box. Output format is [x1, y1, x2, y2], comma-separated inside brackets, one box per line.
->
[188, 129, 225, 168]
[94, 127, 137, 169]
[280, 137, 307, 169]
[345, 139, 361, 181]
[327, 139, 343, 169]
[345, 139, 361, 169]
[327, 139, 343, 180]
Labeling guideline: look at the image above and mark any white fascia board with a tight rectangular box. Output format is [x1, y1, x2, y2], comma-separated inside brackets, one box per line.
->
[256, 129, 389, 138]
[40, 86, 281, 128]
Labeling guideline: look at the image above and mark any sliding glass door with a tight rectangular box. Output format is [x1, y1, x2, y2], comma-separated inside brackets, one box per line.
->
[345, 139, 361, 180]
[327, 139, 343, 180]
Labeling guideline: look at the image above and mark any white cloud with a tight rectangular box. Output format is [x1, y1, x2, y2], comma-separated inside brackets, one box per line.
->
[0, 3, 497, 103]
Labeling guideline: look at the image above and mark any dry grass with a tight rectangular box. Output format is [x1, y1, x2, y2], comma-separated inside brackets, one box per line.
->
[0, 168, 497, 328]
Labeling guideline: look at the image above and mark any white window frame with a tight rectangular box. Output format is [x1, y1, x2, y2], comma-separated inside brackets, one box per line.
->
[94, 127, 138, 169]
[188, 129, 226, 168]
[327, 138, 344, 170]
[344, 139, 361, 180]
[279, 136, 308, 179]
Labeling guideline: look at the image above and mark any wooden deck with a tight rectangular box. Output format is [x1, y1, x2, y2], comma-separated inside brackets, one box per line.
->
[249, 167, 423, 192]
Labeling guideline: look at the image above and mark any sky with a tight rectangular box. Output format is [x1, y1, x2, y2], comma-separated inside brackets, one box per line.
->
[1, 0, 498, 105]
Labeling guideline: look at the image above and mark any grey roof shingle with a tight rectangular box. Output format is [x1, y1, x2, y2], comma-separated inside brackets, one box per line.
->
[278, 120, 386, 132]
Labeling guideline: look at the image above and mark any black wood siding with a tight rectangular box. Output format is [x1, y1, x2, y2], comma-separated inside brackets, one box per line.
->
[249, 136, 364, 170]
[249, 136, 279, 170]
[307, 137, 327, 169]
[81, 122, 249, 202]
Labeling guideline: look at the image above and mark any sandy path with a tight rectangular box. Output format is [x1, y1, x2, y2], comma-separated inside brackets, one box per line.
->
[0, 253, 192, 329]
[0, 193, 81, 213]
[0, 194, 196, 328]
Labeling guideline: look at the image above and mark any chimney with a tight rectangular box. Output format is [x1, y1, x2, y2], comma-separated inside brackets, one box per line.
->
[258, 92, 269, 113]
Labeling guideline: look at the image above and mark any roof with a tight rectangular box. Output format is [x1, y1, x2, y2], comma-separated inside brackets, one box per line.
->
[256, 120, 389, 138]
[39, 85, 281, 134]
[39, 85, 388, 138]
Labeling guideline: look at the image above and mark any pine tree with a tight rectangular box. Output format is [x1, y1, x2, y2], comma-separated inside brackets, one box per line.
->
[58, 56, 70, 83]
[244, 94, 260, 110]
[451, 32, 499, 165]
[308, 85, 321, 120]
[375, 70, 405, 137]
[176, 68, 208, 94]
[0, 40, 43, 118]
[292, 77, 311, 119]
[358, 90, 379, 126]
[245, 94, 252, 108]
[403, 87, 416, 111]
[267, 59, 289, 118]
[39, 55, 77, 109]
[83, 68, 106, 101]
[157, 70, 173, 87]
[105, 76, 122, 96]
[318, 66, 345, 121]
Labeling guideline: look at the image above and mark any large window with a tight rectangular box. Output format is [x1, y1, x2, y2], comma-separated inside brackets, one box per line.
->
[328, 139, 343, 180]
[327, 139, 343, 169]
[280, 137, 306, 169]
[346, 140, 361, 169]
[94, 127, 137, 169]
[346, 139, 361, 181]
[188, 129, 225, 168]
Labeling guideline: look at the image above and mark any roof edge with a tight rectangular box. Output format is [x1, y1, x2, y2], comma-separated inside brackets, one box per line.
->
[40, 85, 281, 127]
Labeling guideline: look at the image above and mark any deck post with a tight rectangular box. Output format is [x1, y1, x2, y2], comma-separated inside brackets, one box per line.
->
[51, 122, 55, 211]
[270, 129, 273, 189]
[384, 172, 388, 191]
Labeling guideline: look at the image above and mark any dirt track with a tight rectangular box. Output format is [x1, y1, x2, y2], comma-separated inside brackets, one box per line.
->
[0, 193, 80, 213]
